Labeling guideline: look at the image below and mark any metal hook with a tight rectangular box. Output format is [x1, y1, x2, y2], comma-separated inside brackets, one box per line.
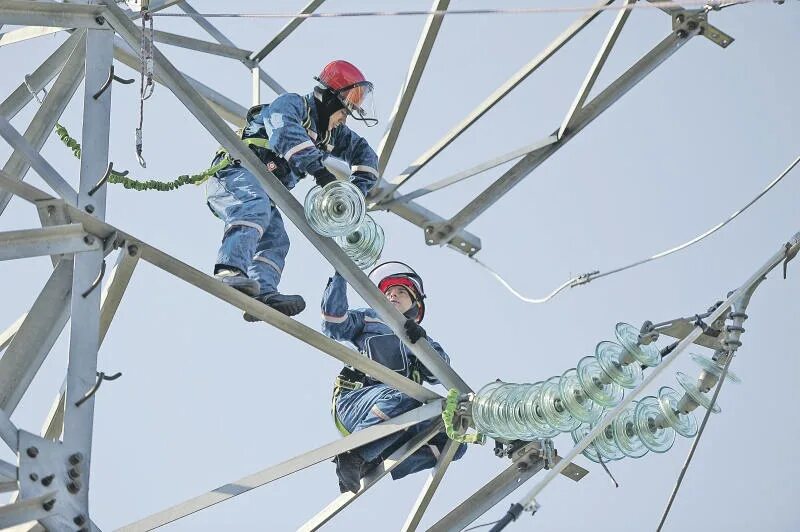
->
[75, 371, 122, 407]
[81, 260, 106, 298]
[93, 65, 135, 100]
[23, 74, 47, 104]
[89, 162, 128, 196]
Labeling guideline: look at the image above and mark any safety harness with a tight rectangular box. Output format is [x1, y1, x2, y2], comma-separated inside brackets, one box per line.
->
[331, 363, 424, 437]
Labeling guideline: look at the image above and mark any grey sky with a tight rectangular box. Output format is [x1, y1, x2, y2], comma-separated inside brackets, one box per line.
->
[1, 1, 798, 530]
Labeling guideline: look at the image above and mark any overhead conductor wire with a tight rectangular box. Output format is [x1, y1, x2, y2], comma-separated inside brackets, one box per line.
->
[473, 153, 800, 304]
[152, 0, 766, 19]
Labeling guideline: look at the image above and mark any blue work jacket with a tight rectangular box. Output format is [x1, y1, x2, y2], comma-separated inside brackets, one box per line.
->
[243, 93, 378, 195]
[321, 273, 450, 384]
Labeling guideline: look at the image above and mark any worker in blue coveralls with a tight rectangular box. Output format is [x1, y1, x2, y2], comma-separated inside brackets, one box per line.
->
[321, 261, 467, 494]
[206, 60, 379, 319]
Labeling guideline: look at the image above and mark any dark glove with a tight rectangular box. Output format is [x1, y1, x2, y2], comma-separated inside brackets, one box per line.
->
[313, 168, 337, 188]
[404, 319, 427, 344]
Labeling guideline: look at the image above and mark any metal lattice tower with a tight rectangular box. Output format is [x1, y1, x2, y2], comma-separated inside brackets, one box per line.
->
[0, 1, 797, 530]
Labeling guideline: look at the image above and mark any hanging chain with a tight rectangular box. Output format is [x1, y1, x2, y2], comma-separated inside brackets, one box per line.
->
[136, 7, 155, 168]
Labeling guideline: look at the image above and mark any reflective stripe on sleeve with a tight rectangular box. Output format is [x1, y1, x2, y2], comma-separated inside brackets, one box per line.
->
[253, 255, 282, 274]
[351, 165, 379, 178]
[284, 140, 315, 160]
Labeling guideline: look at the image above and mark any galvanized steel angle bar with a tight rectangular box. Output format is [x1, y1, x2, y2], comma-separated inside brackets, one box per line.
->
[60, 28, 114, 520]
[559, 0, 636, 138]
[384, 137, 559, 208]
[101, 0, 472, 393]
[0, 224, 99, 261]
[0, 31, 86, 215]
[373, 0, 614, 203]
[428, 28, 699, 245]
[0, 115, 78, 204]
[150, 29, 253, 61]
[0, 314, 26, 353]
[39, 245, 141, 442]
[0, 259, 73, 414]
[249, 0, 327, 63]
[0, 1, 108, 29]
[0, 31, 84, 121]
[400, 438, 460, 532]
[298, 422, 445, 531]
[0, 458, 17, 482]
[138, 241, 440, 402]
[375, 198, 483, 256]
[117, 402, 443, 531]
[427, 454, 545, 532]
[178, 2, 286, 95]
[0, 25, 63, 48]
[0, 492, 56, 528]
[377, 0, 450, 176]
[0, 407, 18, 450]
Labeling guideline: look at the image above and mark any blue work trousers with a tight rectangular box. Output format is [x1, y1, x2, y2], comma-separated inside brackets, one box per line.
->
[336, 384, 467, 480]
[206, 164, 290, 295]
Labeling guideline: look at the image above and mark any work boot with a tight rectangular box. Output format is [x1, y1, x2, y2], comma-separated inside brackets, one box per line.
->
[243, 292, 306, 320]
[334, 452, 366, 494]
[215, 268, 260, 297]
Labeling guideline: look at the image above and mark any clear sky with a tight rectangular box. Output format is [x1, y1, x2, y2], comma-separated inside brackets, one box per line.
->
[1, 1, 798, 530]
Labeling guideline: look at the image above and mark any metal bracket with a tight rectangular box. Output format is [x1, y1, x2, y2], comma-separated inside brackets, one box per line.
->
[92, 65, 135, 100]
[638, 300, 730, 351]
[422, 221, 481, 256]
[672, 9, 734, 48]
[506, 440, 588, 482]
[17, 431, 88, 530]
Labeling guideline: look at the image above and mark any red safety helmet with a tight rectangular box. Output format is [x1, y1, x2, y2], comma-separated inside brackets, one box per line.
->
[314, 60, 377, 127]
[369, 261, 426, 322]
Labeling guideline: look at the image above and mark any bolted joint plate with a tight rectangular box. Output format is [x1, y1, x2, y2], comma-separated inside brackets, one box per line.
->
[424, 222, 481, 257]
[672, 10, 734, 48]
[508, 440, 589, 482]
[18, 431, 88, 529]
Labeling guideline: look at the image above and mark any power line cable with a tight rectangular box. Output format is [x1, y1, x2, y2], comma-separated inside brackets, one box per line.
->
[150, 0, 767, 19]
[474, 153, 800, 303]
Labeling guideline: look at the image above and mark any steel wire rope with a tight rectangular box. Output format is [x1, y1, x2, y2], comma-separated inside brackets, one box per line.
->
[150, 0, 766, 19]
[472, 153, 800, 304]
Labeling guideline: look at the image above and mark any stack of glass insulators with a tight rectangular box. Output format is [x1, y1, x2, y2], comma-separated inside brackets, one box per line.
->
[471, 323, 740, 464]
[334, 214, 385, 269]
[304, 181, 385, 269]
[304, 181, 366, 237]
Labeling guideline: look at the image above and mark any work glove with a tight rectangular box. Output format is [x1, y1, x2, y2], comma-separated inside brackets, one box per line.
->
[404, 319, 427, 344]
[313, 168, 337, 188]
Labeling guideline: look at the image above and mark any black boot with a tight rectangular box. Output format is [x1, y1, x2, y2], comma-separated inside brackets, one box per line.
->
[243, 292, 306, 321]
[215, 268, 260, 297]
[334, 452, 366, 494]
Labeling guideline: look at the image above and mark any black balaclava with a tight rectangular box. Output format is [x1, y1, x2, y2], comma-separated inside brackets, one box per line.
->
[313, 87, 345, 134]
[403, 305, 420, 322]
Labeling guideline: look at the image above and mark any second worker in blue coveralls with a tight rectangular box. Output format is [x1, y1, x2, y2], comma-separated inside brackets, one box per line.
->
[207, 60, 379, 318]
[321, 262, 467, 494]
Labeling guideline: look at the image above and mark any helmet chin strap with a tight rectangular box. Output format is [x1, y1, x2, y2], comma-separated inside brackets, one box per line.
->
[313, 87, 344, 133]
